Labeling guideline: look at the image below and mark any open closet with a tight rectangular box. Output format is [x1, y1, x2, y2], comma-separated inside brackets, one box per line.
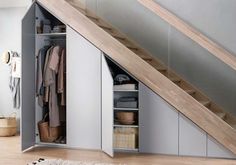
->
[35, 5, 67, 145]
[22, 3, 67, 149]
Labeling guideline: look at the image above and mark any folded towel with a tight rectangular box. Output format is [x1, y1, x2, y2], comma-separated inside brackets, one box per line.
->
[116, 101, 138, 108]
[114, 84, 136, 90]
[118, 97, 137, 102]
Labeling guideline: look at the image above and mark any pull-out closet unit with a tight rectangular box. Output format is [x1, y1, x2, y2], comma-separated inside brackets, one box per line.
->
[21, 2, 235, 159]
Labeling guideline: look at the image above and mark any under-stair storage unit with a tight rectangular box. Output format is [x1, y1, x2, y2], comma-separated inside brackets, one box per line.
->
[22, 0, 235, 159]
[21, 2, 102, 151]
[22, 3, 68, 150]
[102, 57, 139, 155]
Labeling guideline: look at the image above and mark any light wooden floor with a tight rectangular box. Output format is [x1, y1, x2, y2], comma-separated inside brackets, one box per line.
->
[0, 136, 235, 165]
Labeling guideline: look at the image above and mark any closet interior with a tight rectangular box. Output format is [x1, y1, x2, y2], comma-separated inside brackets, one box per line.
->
[35, 5, 67, 145]
[105, 57, 139, 152]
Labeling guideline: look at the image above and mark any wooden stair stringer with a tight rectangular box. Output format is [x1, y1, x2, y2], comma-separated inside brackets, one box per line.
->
[37, 0, 236, 155]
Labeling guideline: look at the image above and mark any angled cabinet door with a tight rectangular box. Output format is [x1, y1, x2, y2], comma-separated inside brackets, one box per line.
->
[101, 55, 114, 157]
[139, 83, 179, 155]
[67, 26, 101, 149]
[21, 3, 36, 151]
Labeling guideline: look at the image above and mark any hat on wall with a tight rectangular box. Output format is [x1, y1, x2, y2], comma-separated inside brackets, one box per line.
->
[1, 51, 11, 64]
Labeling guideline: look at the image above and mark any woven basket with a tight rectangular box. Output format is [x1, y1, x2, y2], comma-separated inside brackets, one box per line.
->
[0, 113, 17, 137]
[38, 113, 60, 142]
[114, 132, 137, 149]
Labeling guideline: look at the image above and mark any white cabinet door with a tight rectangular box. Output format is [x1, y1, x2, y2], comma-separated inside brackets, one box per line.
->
[207, 136, 236, 159]
[139, 83, 179, 155]
[179, 114, 207, 157]
[67, 27, 101, 149]
[101, 55, 114, 157]
[21, 3, 36, 151]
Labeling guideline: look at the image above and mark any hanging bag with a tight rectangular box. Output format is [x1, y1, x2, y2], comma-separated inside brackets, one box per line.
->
[0, 112, 17, 137]
[38, 113, 60, 142]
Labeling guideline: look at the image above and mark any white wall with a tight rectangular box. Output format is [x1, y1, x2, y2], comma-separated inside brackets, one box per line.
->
[84, 0, 236, 116]
[0, 7, 28, 129]
[0, 0, 31, 8]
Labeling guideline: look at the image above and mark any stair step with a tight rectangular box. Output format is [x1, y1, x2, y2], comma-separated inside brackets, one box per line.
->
[113, 35, 126, 40]
[119, 40, 139, 51]
[109, 33, 126, 40]
[156, 67, 167, 72]
[139, 55, 152, 61]
[103, 28, 127, 41]
[91, 19, 112, 30]
[128, 46, 139, 51]
[169, 77, 181, 83]
[231, 124, 236, 129]
[215, 112, 226, 120]
[199, 100, 211, 107]
[69, 2, 86, 11]
[185, 89, 196, 95]
[86, 14, 99, 21]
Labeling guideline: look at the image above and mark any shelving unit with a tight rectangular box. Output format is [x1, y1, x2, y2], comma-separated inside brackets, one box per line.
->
[110, 61, 139, 152]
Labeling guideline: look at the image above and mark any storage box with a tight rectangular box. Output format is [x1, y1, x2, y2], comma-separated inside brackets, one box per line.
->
[0, 117, 17, 137]
[114, 132, 137, 149]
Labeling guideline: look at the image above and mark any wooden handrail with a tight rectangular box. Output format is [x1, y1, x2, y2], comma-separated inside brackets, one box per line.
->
[138, 0, 236, 71]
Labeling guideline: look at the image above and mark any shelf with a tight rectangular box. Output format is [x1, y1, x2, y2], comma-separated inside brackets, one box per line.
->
[114, 90, 138, 92]
[114, 148, 139, 152]
[36, 33, 66, 37]
[36, 142, 67, 147]
[114, 107, 139, 111]
[114, 124, 139, 128]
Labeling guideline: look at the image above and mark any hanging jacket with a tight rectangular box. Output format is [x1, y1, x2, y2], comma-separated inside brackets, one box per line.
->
[36, 46, 51, 107]
[9, 52, 20, 109]
[57, 48, 66, 106]
[44, 46, 61, 127]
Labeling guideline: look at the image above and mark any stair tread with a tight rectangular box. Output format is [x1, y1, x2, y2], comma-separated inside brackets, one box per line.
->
[156, 66, 167, 71]
[231, 124, 236, 129]
[86, 14, 99, 21]
[119, 40, 138, 50]
[128, 46, 139, 50]
[138, 55, 152, 61]
[215, 112, 226, 119]
[102, 28, 124, 39]
[110, 33, 126, 40]
[185, 89, 196, 95]
[91, 19, 112, 30]
[199, 100, 211, 107]
[169, 77, 181, 83]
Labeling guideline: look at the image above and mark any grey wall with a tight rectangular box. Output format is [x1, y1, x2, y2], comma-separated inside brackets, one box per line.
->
[154, 0, 236, 55]
[84, 0, 236, 116]
[0, 7, 28, 129]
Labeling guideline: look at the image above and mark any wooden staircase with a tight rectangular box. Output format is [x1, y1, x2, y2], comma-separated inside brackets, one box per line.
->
[66, 0, 236, 130]
[37, 0, 236, 155]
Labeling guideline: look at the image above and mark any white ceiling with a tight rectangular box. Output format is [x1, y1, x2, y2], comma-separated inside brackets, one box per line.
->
[0, 0, 31, 8]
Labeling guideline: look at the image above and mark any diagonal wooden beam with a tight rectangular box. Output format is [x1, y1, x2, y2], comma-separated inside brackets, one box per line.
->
[138, 0, 236, 71]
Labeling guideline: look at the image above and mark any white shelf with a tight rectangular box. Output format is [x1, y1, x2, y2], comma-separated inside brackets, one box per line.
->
[114, 148, 139, 152]
[36, 142, 67, 147]
[36, 33, 66, 36]
[114, 108, 139, 111]
[114, 124, 139, 128]
[114, 90, 138, 92]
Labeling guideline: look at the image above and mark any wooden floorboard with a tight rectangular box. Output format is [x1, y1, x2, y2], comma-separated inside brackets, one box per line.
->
[0, 136, 235, 165]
